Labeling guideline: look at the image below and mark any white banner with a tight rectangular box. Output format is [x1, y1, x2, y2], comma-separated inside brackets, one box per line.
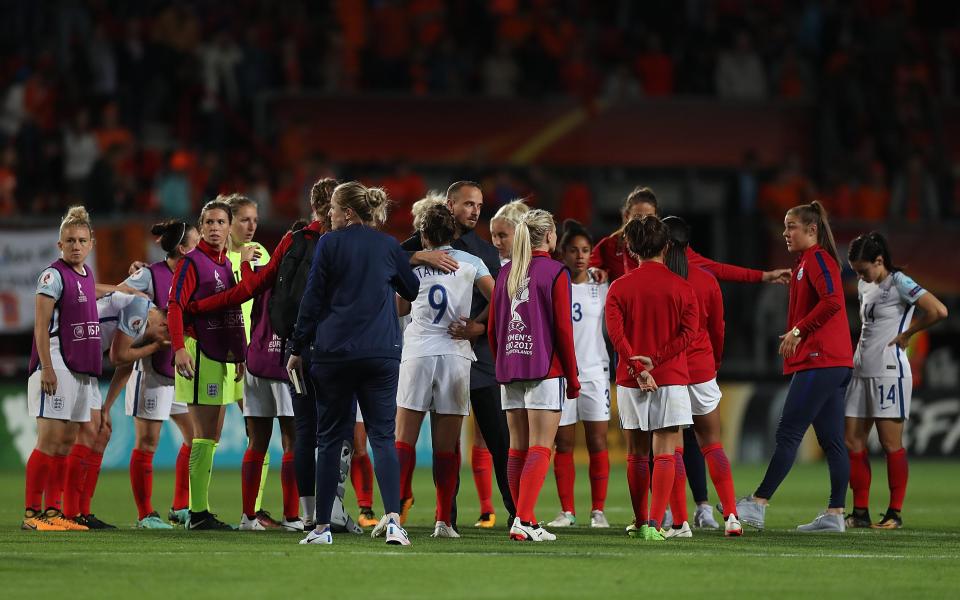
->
[0, 229, 97, 333]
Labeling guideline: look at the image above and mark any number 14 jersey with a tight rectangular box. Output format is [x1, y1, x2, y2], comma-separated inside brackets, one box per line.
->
[853, 271, 926, 379]
[402, 246, 491, 361]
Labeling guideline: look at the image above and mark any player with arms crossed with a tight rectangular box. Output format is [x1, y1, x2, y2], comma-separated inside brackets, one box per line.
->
[394, 203, 495, 538]
[546, 220, 612, 529]
[845, 232, 947, 529]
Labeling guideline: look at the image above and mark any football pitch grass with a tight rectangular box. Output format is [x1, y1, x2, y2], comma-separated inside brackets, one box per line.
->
[1, 461, 958, 599]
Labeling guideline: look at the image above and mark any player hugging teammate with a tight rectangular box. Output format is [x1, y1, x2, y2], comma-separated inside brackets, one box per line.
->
[19, 185, 946, 543]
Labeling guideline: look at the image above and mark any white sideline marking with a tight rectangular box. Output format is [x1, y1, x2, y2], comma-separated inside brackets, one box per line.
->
[18, 550, 960, 560]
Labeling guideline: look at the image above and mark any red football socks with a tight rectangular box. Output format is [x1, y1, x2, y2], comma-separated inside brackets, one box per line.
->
[886, 448, 908, 511]
[848, 449, 872, 509]
[63, 444, 91, 518]
[554, 451, 576, 514]
[471, 445, 494, 514]
[433, 451, 458, 524]
[702, 443, 738, 518]
[241, 449, 266, 518]
[626, 453, 649, 525]
[351, 453, 374, 508]
[25, 449, 53, 512]
[79, 450, 103, 515]
[516, 446, 551, 523]
[670, 447, 688, 525]
[281, 451, 299, 520]
[44, 453, 66, 512]
[173, 443, 191, 510]
[650, 454, 676, 529]
[507, 448, 527, 509]
[588, 450, 609, 512]
[396, 442, 416, 500]
[130, 448, 155, 520]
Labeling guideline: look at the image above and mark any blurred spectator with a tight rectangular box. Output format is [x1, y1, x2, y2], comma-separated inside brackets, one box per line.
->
[774, 46, 814, 99]
[759, 154, 815, 222]
[483, 41, 520, 97]
[715, 32, 767, 99]
[852, 163, 891, 221]
[890, 153, 941, 221]
[155, 151, 192, 218]
[95, 103, 133, 153]
[634, 34, 674, 96]
[603, 62, 641, 101]
[733, 149, 760, 215]
[87, 24, 118, 102]
[0, 145, 17, 216]
[63, 110, 99, 195]
[200, 31, 243, 112]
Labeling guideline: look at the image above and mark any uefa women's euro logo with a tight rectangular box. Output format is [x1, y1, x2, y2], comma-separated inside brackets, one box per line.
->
[509, 277, 530, 333]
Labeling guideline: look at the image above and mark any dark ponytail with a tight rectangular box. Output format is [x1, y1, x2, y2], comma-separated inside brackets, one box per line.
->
[151, 219, 194, 258]
[848, 231, 900, 272]
[559, 219, 592, 252]
[786, 200, 841, 265]
[661, 215, 690, 279]
[624, 215, 669, 260]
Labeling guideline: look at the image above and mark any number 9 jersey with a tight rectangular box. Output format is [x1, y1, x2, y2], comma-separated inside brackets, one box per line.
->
[402, 247, 491, 362]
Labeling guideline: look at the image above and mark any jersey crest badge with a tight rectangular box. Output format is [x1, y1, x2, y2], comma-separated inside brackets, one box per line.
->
[796, 267, 804, 281]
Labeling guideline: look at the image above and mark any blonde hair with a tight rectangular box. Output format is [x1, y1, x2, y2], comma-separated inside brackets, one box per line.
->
[60, 205, 93, 237]
[490, 199, 530, 231]
[411, 191, 446, 232]
[332, 181, 390, 226]
[507, 209, 556, 299]
[219, 193, 257, 216]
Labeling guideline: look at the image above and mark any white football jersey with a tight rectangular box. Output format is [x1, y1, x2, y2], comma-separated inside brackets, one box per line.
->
[402, 247, 491, 361]
[571, 281, 609, 380]
[853, 271, 926, 378]
[96, 292, 152, 355]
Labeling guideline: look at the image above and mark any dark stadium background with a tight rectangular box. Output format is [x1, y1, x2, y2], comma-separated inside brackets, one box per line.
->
[0, 1, 958, 470]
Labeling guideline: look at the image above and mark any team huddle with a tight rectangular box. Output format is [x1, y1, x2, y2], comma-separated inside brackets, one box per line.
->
[21, 180, 947, 544]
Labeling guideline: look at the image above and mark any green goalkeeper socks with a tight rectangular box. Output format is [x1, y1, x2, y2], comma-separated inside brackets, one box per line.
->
[189, 438, 218, 512]
[254, 451, 270, 512]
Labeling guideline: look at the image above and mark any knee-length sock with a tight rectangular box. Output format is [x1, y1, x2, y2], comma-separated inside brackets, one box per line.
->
[553, 450, 576, 514]
[589, 450, 609, 512]
[189, 439, 217, 513]
[63, 444, 91, 518]
[130, 449, 156, 520]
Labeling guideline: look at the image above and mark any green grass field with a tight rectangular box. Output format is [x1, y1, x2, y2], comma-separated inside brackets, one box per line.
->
[1, 461, 958, 599]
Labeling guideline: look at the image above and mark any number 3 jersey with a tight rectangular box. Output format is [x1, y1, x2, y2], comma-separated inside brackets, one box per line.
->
[571, 281, 609, 380]
[402, 246, 490, 361]
[853, 271, 926, 379]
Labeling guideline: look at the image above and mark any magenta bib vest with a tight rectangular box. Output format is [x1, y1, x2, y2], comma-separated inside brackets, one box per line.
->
[30, 260, 102, 377]
[493, 256, 565, 383]
[184, 249, 247, 363]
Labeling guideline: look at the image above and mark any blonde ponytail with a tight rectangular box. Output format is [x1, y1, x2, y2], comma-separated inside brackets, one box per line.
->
[365, 187, 390, 227]
[508, 220, 532, 299]
[507, 209, 556, 298]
